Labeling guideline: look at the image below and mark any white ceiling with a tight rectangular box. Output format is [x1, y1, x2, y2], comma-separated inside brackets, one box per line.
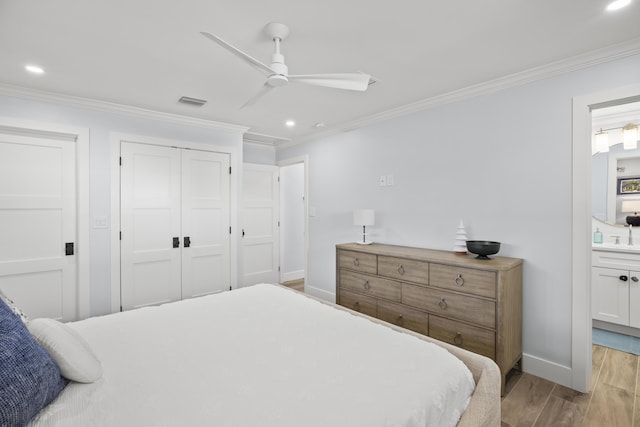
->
[2, 0, 640, 145]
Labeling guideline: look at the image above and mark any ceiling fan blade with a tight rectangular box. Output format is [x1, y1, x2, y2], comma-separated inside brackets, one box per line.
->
[287, 73, 370, 91]
[200, 31, 275, 76]
[240, 83, 275, 109]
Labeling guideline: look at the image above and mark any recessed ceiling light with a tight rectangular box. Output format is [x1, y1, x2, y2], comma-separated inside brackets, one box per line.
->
[606, 0, 631, 11]
[25, 65, 44, 74]
[285, 120, 295, 127]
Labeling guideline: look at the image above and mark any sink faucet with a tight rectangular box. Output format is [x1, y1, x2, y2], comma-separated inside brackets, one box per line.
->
[630, 224, 634, 246]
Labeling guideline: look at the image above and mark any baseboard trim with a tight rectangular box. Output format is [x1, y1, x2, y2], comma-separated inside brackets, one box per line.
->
[304, 286, 335, 303]
[522, 353, 572, 389]
[282, 270, 304, 283]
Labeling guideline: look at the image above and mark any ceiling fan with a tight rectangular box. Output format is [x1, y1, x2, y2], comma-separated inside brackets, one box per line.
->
[201, 22, 371, 108]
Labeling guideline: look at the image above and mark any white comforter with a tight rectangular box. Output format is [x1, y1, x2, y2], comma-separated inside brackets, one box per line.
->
[31, 284, 475, 427]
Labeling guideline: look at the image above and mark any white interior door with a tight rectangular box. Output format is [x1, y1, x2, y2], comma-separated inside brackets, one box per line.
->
[0, 132, 76, 320]
[181, 149, 230, 297]
[120, 142, 182, 310]
[242, 164, 280, 285]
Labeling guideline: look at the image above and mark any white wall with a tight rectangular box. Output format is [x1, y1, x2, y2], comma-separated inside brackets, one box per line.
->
[276, 53, 640, 379]
[244, 142, 276, 165]
[0, 94, 244, 316]
[281, 163, 305, 280]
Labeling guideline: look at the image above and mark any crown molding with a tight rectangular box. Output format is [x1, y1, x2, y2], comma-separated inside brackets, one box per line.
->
[284, 37, 640, 149]
[0, 83, 249, 134]
[243, 131, 291, 146]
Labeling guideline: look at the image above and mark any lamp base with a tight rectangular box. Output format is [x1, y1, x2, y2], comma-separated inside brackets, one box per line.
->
[355, 241, 373, 245]
[627, 216, 640, 226]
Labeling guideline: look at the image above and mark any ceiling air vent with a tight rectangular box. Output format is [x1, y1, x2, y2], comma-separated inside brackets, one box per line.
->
[178, 96, 207, 107]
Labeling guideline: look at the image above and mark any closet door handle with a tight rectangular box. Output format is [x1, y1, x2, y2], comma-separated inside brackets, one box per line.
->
[173, 237, 180, 248]
[184, 236, 191, 248]
[620, 275, 629, 282]
[632, 276, 639, 282]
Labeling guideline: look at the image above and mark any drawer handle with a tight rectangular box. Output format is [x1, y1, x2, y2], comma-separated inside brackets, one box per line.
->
[438, 298, 447, 310]
[353, 258, 360, 267]
[397, 315, 404, 326]
[454, 332, 463, 345]
[354, 301, 361, 311]
[398, 265, 405, 275]
[454, 274, 464, 287]
[633, 276, 639, 282]
[620, 275, 629, 282]
[363, 280, 371, 290]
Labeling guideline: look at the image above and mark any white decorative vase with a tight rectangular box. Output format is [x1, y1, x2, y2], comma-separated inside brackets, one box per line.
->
[453, 219, 468, 254]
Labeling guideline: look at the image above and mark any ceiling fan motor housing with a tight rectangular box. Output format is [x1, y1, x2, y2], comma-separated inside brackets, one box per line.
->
[268, 53, 288, 86]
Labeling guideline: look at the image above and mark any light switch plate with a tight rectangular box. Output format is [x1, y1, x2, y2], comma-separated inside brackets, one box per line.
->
[379, 175, 387, 186]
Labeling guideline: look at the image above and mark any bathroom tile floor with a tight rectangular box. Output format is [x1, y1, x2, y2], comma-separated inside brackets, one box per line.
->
[593, 328, 640, 355]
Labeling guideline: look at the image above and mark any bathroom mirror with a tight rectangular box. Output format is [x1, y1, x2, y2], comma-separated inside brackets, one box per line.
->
[592, 102, 640, 226]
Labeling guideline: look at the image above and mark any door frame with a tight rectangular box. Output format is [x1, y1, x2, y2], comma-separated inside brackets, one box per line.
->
[277, 155, 309, 290]
[572, 83, 640, 392]
[110, 133, 238, 313]
[0, 117, 91, 319]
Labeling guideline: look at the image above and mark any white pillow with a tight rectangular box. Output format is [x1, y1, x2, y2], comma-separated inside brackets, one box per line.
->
[27, 318, 102, 383]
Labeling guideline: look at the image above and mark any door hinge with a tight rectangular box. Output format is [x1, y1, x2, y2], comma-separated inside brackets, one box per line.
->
[229, 166, 232, 175]
[229, 226, 232, 234]
[229, 285, 232, 291]
[278, 266, 281, 272]
[120, 305, 123, 312]
[277, 176, 280, 182]
[119, 156, 122, 166]
[277, 220, 280, 227]
[119, 231, 122, 240]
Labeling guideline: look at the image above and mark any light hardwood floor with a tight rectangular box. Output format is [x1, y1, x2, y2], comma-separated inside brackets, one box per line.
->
[502, 345, 640, 426]
[280, 279, 304, 292]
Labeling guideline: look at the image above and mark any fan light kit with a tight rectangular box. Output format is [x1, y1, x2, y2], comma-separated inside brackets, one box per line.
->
[201, 23, 371, 108]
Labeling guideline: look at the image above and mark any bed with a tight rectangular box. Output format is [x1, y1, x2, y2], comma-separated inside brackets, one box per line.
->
[1, 284, 501, 426]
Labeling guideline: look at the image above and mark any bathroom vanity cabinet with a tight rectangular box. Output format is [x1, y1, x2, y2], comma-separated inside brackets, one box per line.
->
[592, 248, 640, 328]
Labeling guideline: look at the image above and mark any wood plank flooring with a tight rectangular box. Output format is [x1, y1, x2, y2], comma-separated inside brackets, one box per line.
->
[280, 278, 304, 292]
[502, 345, 640, 426]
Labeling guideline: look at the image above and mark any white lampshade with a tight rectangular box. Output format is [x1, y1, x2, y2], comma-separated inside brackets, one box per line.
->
[623, 124, 638, 150]
[621, 200, 640, 213]
[353, 209, 375, 226]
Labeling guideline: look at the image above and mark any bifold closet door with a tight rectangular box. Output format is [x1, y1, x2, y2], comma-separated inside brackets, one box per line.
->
[120, 143, 182, 310]
[181, 149, 230, 298]
[0, 132, 76, 320]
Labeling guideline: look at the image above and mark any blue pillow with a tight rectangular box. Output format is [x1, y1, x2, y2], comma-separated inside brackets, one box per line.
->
[0, 298, 68, 426]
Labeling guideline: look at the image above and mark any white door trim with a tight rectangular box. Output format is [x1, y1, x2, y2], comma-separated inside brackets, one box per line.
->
[0, 117, 90, 320]
[277, 155, 309, 290]
[110, 133, 238, 313]
[571, 84, 640, 392]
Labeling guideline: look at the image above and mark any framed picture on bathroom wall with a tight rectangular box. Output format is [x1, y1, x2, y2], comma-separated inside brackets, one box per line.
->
[617, 177, 640, 194]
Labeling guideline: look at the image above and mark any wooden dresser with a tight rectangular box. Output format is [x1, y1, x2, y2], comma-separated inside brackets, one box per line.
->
[336, 242, 523, 393]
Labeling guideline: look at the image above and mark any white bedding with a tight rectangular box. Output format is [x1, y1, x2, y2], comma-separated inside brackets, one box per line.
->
[30, 284, 475, 427]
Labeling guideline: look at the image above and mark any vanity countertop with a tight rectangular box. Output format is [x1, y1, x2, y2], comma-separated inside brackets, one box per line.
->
[592, 243, 640, 254]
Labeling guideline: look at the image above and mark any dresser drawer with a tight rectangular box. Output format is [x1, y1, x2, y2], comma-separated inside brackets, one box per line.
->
[340, 269, 402, 302]
[401, 283, 495, 328]
[377, 300, 429, 335]
[429, 315, 496, 360]
[430, 264, 496, 298]
[338, 250, 377, 274]
[339, 290, 377, 317]
[378, 255, 429, 285]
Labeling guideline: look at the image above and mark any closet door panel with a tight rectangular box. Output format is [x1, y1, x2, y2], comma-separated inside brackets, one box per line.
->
[181, 150, 230, 297]
[121, 143, 182, 310]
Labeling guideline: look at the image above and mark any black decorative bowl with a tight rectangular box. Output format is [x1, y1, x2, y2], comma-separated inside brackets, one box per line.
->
[466, 240, 501, 260]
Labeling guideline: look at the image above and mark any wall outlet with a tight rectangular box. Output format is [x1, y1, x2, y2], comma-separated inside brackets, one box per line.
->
[379, 175, 387, 186]
[387, 174, 394, 186]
